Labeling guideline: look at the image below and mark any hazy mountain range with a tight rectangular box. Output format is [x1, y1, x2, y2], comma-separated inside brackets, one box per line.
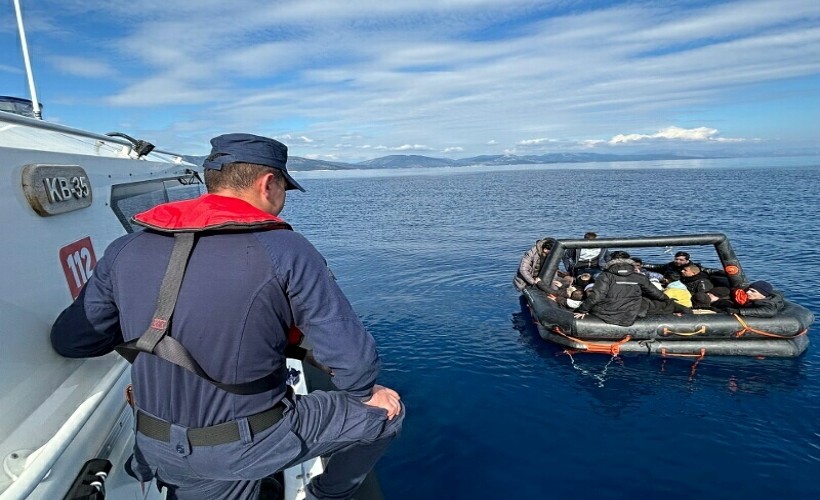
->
[182, 150, 812, 172]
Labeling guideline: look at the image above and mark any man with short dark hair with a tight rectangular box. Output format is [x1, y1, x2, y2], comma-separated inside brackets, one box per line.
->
[51, 133, 403, 499]
[643, 251, 697, 281]
[679, 263, 715, 294]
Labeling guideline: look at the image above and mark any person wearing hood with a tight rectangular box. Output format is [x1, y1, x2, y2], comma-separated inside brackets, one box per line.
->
[514, 237, 555, 291]
[640, 279, 693, 316]
[574, 254, 672, 326]
[664, 280, 693, 308]
[724, 280, 786, 318]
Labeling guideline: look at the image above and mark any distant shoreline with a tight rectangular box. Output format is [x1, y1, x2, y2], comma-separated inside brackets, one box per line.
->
[183, 151, 820, 172]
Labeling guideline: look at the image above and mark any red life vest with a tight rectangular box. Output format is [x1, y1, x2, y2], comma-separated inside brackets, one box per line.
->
[118, 194, 300, 394]
[134, 193, 289, 232]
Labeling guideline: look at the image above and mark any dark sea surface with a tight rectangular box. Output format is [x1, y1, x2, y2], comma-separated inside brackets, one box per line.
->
[285, 157, 820, 500]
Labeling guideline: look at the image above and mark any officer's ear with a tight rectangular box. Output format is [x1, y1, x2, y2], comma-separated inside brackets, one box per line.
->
[249, 173, 280, 204]
[259, 172, 276, 194]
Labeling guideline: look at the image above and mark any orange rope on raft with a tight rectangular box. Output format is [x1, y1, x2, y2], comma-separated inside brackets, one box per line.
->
[732, 314, 808, 339]
[552, 326, 632, 355]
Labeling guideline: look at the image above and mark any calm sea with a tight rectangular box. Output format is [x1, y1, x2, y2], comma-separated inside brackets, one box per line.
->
[285, 157, 820, 500]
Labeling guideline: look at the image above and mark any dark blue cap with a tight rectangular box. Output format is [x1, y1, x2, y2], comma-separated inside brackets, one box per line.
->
[748, 280, 774, 297]
[203, 133, 305, 192]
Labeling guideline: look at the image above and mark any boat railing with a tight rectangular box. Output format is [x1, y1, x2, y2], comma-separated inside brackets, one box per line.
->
[0, 109, 187, 161]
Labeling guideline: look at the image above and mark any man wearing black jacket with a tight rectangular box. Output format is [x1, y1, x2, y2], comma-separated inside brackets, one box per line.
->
[574, 257, 673, 326]
[643, 251, 695, 282]
[725, 280, 785, 318]
[680, 263, 715, 294]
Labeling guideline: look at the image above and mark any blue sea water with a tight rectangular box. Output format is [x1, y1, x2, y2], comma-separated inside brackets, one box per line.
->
[285, 157, 820, 500]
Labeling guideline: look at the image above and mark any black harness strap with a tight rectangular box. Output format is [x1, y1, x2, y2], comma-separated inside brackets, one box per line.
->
[135, 231, 194, 355]
[115, 232, 280, 395]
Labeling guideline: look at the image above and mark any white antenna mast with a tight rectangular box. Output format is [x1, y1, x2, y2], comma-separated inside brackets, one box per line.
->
[13, 0, 42, 119]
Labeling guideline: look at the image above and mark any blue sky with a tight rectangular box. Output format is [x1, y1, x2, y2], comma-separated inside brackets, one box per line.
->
[2, 0, 819, 161]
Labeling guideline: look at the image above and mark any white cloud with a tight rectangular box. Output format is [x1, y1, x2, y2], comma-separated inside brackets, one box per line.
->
[443, 146, 463, 153]
[1, 63, 23, 74]
[105, 75, 225, 106]
[304, 153, 339, 161]
[517, 138, 557, 146]
[607, 126, 745, 145]
[393, 144, 432, 151]
[275, 134, 315, 143]
[49, 56, 116, 78]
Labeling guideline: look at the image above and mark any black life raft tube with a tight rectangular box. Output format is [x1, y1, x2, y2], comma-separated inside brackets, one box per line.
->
[523, 233, 813, 358]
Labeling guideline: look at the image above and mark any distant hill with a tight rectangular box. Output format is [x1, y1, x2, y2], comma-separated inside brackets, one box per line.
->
[356, 154, 458, 168]
[287, 157, 352, 170]
[454, 152, 702, 166]
[182, 151, 711, 172]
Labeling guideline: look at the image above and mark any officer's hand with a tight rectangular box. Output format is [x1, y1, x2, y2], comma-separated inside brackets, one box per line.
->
[364, 384, 402, 420]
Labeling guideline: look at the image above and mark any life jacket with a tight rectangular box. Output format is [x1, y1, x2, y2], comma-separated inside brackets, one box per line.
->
[115, 194, 301, 395]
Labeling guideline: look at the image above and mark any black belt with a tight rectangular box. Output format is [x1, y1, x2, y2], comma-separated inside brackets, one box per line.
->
[137, 401, 287, 446]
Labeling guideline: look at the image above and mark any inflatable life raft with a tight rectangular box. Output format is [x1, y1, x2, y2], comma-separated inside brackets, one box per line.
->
[523, 234, 813, 358]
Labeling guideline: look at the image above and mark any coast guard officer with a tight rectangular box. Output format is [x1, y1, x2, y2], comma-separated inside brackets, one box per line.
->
[51, 133, 404, 499]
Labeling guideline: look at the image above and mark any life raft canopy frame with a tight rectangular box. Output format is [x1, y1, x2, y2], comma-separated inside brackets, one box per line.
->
[538, 233, 747, 289]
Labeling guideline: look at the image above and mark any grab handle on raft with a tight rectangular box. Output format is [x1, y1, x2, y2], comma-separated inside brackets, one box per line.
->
[660, 325, 707, 337]
[661, 348, 706, 359]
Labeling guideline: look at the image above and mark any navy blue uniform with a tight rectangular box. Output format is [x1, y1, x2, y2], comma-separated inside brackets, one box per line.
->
[51, 194, 403, 499]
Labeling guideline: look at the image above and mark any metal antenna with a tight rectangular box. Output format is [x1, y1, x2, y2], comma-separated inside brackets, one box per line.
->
[13, 0, 42, 119]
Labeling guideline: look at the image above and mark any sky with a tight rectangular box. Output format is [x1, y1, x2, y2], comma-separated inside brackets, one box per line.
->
[2, 0, 819, 162]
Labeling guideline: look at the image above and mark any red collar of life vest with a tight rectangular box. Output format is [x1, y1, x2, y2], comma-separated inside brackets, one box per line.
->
[132, 194, 291, 232]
